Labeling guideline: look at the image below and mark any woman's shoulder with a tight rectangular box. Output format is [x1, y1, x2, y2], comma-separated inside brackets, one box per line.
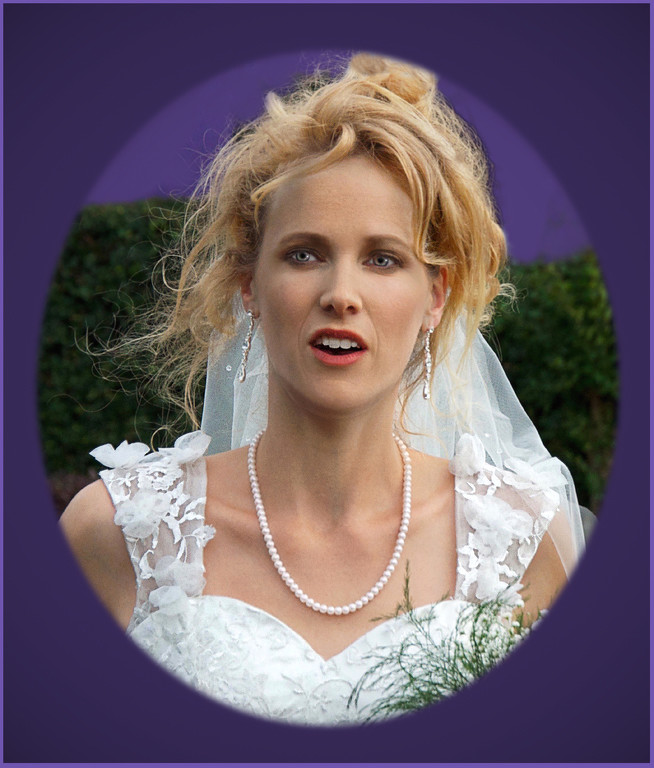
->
[60, 480, 127, 589]
[60, 478, 117, 543]
[60, 431, 215, 626]
[60, 479, 136, 626]
[62, 430, 212, 562]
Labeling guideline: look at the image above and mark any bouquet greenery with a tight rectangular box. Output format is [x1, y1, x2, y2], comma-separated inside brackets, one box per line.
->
[349, 570, 536, 721]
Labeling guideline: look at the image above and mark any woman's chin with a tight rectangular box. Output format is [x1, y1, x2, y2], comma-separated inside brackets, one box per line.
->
[278, 380, 398, 423]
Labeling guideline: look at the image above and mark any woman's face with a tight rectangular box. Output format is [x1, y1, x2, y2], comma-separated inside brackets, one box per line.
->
[242, 155, 446, 418]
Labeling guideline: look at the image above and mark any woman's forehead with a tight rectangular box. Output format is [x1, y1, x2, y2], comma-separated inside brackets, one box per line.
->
[261, 156, 415, 238]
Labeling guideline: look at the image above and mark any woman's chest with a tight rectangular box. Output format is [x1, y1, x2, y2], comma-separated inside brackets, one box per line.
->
[200, 497, 458, 660]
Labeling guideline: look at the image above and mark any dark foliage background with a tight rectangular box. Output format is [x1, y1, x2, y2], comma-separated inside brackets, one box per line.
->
[38, 199, 617, 514]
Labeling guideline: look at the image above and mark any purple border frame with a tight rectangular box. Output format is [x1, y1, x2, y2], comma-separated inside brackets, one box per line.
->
[3, 3, 650, 764]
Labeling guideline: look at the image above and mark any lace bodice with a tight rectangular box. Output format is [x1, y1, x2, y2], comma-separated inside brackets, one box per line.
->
[95, 431, 560, 725]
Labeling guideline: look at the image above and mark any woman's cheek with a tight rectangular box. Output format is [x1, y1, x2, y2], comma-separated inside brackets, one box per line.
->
[259, 275, 301, 319]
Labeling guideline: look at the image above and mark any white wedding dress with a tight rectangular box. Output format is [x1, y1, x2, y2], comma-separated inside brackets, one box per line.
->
[95, 430, 564, 726]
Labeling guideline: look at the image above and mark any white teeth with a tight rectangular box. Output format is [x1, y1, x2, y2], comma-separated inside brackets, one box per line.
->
[317, 335, 361, 350]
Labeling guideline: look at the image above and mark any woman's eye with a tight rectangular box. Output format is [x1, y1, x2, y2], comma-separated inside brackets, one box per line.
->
[368, 254, 399, 269]
[289, 250, 317, 264]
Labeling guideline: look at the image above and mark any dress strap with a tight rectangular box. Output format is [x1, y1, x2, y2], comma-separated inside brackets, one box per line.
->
[95, 434, 213, 632]
[450, 434, 559, 605]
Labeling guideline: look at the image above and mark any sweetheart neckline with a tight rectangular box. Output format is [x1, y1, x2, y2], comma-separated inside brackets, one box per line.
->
[177, 593, 469, 663]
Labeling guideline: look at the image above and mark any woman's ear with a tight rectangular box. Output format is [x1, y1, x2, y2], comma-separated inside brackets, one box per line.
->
[240, 272, 258, 316]
[422, 267, 448, 332]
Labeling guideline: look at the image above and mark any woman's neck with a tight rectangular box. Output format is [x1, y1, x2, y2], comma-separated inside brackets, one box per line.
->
[255, 397, 404, 528]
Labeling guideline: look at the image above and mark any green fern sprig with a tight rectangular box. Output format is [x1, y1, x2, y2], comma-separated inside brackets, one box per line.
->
[348, 566, 535, 721]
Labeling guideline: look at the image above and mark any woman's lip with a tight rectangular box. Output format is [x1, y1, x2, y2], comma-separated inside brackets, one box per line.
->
[310, 346, 366, 367]
[309, 328, 367, 348]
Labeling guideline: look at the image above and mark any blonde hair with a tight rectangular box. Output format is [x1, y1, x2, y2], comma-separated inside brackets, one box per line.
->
[124, 52, 508, 428]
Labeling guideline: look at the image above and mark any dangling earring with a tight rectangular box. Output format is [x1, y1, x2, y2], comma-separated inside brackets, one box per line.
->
[237, 311, 256, 383]
[422, 327, 434, 400]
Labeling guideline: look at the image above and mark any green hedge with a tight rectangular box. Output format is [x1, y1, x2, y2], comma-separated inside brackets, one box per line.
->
[492, 254, 617, 511]
[39, 199, 617, 512]
[38, 199, 191, 481]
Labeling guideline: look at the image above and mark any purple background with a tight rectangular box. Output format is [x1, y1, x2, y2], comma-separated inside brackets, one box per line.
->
[4, 4, 649, 763]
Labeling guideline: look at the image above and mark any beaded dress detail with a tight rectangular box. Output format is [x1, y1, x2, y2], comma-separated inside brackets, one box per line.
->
[96, 431, 560, 726]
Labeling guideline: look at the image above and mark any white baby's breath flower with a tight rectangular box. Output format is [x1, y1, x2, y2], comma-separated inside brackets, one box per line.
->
[90, 440, 151, 468]
[449, 434, 487, 477]
[158, 431, 211, 464]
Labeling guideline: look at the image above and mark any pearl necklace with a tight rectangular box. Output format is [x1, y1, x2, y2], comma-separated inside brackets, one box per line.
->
[247, 430, 412, 616]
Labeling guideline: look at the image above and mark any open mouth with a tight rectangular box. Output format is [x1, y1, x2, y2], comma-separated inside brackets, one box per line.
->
[312, 335, 364, 356]
[309, 331, 367, 365]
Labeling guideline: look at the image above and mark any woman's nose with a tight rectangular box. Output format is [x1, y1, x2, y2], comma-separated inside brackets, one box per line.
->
[319, 262, 362, 316]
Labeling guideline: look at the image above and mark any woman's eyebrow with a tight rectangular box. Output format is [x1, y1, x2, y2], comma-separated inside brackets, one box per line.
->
[363, 234, 413, 251]
[272, 232, 330, 251]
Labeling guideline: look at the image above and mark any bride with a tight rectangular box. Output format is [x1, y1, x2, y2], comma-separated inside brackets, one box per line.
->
[60, 53, 584, 725]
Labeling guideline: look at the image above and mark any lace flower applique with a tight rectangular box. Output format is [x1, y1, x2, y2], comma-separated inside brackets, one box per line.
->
[462, 494, 533, 561]
[152, 555, 206, 593]
[90, 439, 151, 469]
[503, 456, 567, 493]
[113, 489, 170, 539]
[149, 585, 191, 617]
[452, 433, 560, 604]
[91, 430, 210, 470]
[448, 433, 486, 477]
[157, 431, 212, 464]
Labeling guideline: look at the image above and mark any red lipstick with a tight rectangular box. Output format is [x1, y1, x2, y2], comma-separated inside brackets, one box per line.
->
[309, 328, 367, 367]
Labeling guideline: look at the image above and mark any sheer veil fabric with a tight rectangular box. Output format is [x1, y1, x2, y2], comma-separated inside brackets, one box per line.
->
[201, 311, 585, 578]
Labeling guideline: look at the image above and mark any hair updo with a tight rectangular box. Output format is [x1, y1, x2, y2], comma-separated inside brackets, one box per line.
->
[131, 52, 509, 426]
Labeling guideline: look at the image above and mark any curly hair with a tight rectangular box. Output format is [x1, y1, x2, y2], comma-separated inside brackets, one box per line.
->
[118, 52, 509, 429]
